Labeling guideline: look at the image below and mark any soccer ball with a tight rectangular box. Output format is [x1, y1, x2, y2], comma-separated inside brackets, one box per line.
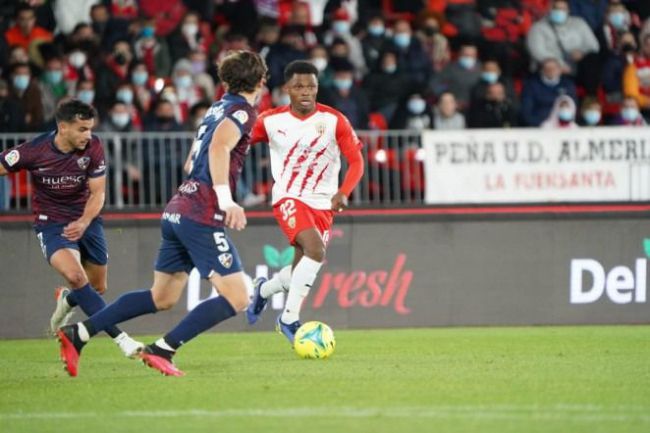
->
[293, 321, 336, 359]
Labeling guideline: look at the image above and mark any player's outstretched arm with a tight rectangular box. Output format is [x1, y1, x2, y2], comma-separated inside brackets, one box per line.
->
[332, 147, 364, 212]
[63, 175, 106, 241]
[209, 117, 246, 231]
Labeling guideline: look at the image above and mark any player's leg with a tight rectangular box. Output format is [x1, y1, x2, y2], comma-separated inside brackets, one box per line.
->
[83, 261, 144, 358]
[277, 228, 325, 341]
[141, 222, 246, 375]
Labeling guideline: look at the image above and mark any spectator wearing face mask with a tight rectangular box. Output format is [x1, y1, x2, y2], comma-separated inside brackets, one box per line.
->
[8, 62, 44, 131]
[387, 18, 433, 88]
[470, 59, 516, 109]
[114, 82, 143, 130]
[415, 12, 450, 73]
[308, 45, 334, 88]
[361, 15, 389, 72]
[363, 49, 411, 125]
[75, 78, 96, 106]
[431, 42, 481, 111]
[527, 0, 600, 94]
[133, 19, 172, 78]
[63, 46, 95, 95]
[171, 58, 204, 123]
[541, 94, 578, 129]
[167, 11, 210, 64]
[96, 39, 134, 110]
[579, 97, 603, 127]
[39, 56, 68, 124]
[0, 78, 26, 132]
[324, 8, 366, 77]
[319, 58, 369, 129]
[602, 30, 636, 103]
[434, 92, 466, 130]
[98, 100, 135, 132]
[128, 61, 155, 114]
[520, 57, 577, 126]
[623, 34, 650, 116]
[468, 82, 518, 128]
[390, 92, 435, 131]
[610, 96, 647, 126]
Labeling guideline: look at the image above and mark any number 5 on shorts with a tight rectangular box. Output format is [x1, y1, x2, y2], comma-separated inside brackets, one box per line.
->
[213, 232, 230, 252]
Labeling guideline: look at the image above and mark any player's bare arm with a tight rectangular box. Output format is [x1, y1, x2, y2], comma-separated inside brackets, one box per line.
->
[209, 117, 246, 231]
[63, 175, 106, 241]
[0, 164, 7, 176]
[332, 147, 364, 212]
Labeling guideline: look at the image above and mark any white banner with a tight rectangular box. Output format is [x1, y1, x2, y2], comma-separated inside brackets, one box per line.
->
[423, 127, 650, 203]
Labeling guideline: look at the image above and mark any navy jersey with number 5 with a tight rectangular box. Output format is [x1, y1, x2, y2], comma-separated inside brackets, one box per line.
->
[165, 93, 256, 227]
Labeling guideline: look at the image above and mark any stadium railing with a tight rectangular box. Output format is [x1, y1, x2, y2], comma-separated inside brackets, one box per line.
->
[0, 130, 424, 211]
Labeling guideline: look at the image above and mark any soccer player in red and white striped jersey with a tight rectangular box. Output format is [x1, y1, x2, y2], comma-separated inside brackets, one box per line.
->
[247, 60, 364, 341]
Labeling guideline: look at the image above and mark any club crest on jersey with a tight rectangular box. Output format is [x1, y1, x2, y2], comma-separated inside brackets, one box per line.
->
[315, 122, 326, 135]
[77, 156, 90, 170]
[232, 110, 249, 125]
[4, 149, 19, 167]
[218, 253, 233, 269]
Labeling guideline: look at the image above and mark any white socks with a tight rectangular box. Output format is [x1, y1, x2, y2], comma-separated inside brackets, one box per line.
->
[261, 265, 292, 298]
[78, 323, 90, 342]
[281, 257, 322, 324]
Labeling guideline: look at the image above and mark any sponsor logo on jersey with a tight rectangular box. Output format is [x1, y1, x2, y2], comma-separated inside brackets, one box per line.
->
[315, 122, 326, 135]
[162, 212, 181, 224]
[218, 253, 233, 269]
[232, 110, 249, 125]
[77, 156, 90, 170]
[4, 150, 19, 167]
[178, 181, 199, 194]
[41, 175, 85, 187]
[93, 160, 106, 174]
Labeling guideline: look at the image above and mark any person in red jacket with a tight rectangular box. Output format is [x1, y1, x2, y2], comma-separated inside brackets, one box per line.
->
[4, 4, 52, 52]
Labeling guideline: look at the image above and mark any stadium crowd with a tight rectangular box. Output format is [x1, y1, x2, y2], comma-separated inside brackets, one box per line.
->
[2, 0, 650, 134]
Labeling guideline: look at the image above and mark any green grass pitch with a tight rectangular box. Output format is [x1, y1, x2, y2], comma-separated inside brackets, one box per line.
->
[1, 326, 648, 433]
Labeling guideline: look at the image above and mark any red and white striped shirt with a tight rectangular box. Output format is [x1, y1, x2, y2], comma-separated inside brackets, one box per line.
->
[251, 103, 362, 210]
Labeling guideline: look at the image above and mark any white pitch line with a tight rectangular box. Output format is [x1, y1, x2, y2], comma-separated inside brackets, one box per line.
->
[1, 406, 649, 423]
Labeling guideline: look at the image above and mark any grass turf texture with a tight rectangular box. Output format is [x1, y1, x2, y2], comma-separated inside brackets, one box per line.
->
[0, 326, 648, 433]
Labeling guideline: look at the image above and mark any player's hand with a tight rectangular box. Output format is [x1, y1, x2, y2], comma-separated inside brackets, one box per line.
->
[331, 192, 348, 213]
[224, 204, 247, 231]
[63, 219, 89, 241]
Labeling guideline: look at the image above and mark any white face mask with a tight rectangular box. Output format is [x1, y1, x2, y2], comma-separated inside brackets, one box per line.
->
[69, 51, 87, 68]
[111, 112, 130, 128]
[312, 57, 328, 73]
[182, 23, 199, 37]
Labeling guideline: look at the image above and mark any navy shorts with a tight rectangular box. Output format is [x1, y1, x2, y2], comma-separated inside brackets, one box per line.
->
[34, 218, 108, 265]
[155, 217, 242, 279]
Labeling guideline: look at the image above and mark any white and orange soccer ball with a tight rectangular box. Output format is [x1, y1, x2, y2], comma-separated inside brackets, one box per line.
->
[293, 321, 336, 359]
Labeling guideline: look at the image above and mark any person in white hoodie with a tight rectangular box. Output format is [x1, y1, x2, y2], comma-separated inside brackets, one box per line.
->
[541, 94, 579, 129]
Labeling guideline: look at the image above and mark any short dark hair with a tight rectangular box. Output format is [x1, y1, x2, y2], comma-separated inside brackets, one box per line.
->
[55, 99, 97, 123]
[15, 4, 34, 18]
[218, 50, 267, 94]
[284, 60, 318, 83]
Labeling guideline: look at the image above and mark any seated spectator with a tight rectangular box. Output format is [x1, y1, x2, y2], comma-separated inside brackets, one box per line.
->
[114, 82, 142, 129]
[526, 0, 600, 94]
[265, 25, 307, 89]
[129, 61, 155, 114]
[434, 92, 466, 130]
[361, 15, 389, 72]
[95, 39, 134, 110]
[0, 78, 26, 132]
[308, 45, 334, 88]
[431, 42, 481, 110]
[541, 94, 578, 129]
[386, 18, 433, 87]
[468, 82, 518, 128]
[75, 78, 95, 106]
[52, 0, 98, 36]
[39, 56, 68, 123]
[63, 45, 95, 95]
[390, 92, 435, 131]
[97, 100, 135, 133]
[319, 58, 370, 129]
[8, 62, 44, 131]
[520, 57, 577, 126]
[623, 34, 650, 116]
[602, 30, 636, 103]
[579, 97, 602, 126]
[415, 11, 450, 73]
[171, 59, 205, 123]
[324, 8, 366, 76]
[470, 59, 516, 108]
[133, 19, 172, 78]
[568, 0, 607, 34]
[609, 96, 647, 126]
[140, 0, 186, 38]
[363, 50, 411, 123]
[4, 4, 53, 53]
[167, 11, 211, 64]
[445, 0, 483, 39]
[187, 49, 215, 99]
[187, 100, 211, 131]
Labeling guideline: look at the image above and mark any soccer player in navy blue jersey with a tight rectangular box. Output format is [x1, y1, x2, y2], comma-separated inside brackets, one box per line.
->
[0, 99, 143, 358]
[57, 51, 268, 377]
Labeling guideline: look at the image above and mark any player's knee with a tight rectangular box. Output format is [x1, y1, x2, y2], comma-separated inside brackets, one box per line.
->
[94, 284, 106, 295]
[64, 271, 88, 289]
[303, 245, 326, 262]
[151, 291, 177, 311]
[226, 290, 249, 312]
